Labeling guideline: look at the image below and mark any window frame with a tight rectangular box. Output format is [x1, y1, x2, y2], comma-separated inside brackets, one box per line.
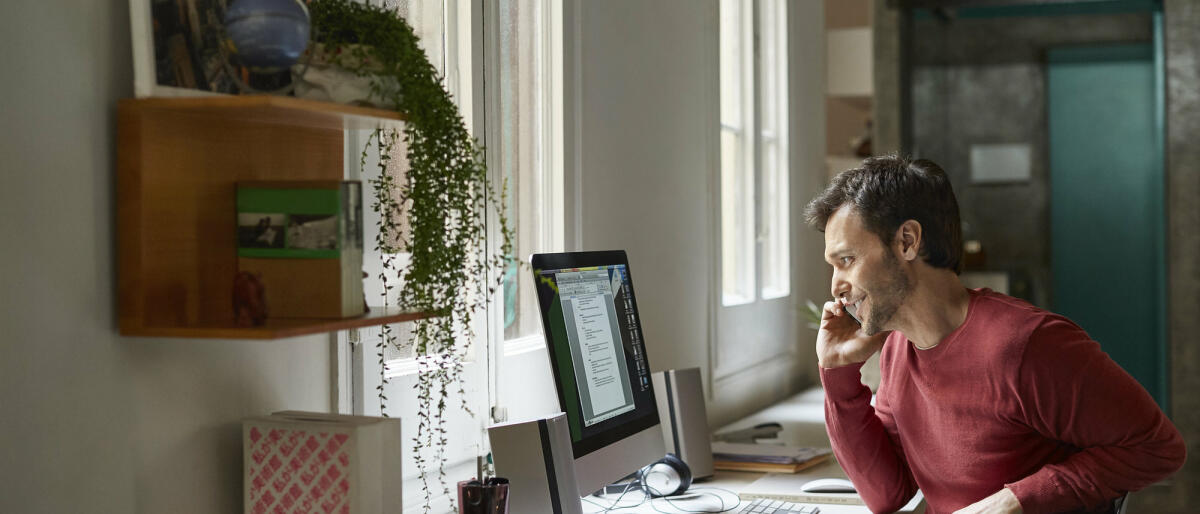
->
[713, 0, 795, 381]
[758, 0, 790, 301]
[333, 1, 492, 511]
[719, 0, 758, 307]
[719, 0, 791, 307]
[487, 0, 566, 359]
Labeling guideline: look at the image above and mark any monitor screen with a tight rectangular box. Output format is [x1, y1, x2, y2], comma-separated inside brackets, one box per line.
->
[531, 251, 660, 458]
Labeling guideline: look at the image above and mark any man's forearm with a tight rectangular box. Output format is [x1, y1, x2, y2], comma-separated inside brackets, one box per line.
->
[1011, 322, 1187, 512]
[821, 364, 918, 513]
[1003, 436, 1184, 513]
[953, 487, 1022, 514]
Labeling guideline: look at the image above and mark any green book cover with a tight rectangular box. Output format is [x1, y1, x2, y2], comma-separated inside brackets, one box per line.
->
[236, 182, 362, 258]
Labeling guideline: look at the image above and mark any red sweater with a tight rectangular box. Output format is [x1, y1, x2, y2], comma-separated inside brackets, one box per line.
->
[821, 289, 1185, 514]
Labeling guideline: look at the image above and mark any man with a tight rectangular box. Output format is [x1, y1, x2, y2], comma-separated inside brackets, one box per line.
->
[804, 156, 1185, 514]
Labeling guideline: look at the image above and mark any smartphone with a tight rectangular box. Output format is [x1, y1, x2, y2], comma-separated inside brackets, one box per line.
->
[844, 301, 863, 326]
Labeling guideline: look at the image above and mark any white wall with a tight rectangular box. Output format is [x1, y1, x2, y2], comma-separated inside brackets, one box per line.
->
[709, 0, 831, 426]
[791, 0, 835, 397]
[571, 0, 829, 428]
[494, 0, 728, 427]
[0, 1, 333, 512]
[0, 1, 830, 510]
[574, 0, 718, 390]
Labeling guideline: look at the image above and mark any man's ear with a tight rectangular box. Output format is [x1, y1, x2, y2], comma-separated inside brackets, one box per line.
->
[894, 220, 922, 262]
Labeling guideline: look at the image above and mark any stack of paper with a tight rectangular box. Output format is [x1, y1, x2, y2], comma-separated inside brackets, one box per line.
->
[711, 442, 832, 473]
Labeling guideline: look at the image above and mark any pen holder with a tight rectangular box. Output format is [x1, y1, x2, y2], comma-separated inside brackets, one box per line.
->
[457, 477, 509, 514]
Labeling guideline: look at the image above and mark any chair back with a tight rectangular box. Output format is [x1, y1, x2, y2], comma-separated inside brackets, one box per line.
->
[1113, 492, 1130, 514]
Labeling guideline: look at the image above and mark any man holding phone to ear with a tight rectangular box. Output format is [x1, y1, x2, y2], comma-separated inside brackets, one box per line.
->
[803, 156, 1184, 514]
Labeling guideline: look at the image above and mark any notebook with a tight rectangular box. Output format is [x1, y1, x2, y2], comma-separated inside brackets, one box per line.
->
[711, 442, 833, 473]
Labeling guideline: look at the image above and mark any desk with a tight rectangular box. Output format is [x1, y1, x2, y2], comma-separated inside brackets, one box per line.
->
[582, 387, 926, 513]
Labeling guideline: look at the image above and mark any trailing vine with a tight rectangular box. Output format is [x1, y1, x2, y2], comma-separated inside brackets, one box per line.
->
[309, 0, 513, 510]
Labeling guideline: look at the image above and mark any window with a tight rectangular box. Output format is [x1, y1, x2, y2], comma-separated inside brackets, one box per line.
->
[719, 0, 790, 306]
[720, 0, 756, 306]
[758, 0, 790, 300]
[483, 0, 569, 428]
[714, 0, 793, 379]
[498, 0, 564, 351]
[341, 2, 488, 511]
[345, 4, 566, 508]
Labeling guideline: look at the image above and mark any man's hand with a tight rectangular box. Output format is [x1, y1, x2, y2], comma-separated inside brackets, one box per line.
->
[953, 487, 1023, 514]
[816, 300, 887, 368]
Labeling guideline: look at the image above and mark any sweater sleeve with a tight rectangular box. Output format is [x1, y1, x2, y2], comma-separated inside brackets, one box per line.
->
[1005, 317, 1186, 513]
[821, 361, 919, 513]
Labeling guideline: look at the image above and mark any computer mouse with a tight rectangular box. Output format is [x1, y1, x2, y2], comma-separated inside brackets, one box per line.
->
[800, 478, 857, 494]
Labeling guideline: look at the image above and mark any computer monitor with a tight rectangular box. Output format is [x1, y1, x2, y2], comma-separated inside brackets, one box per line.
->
[530, 250, 666, 495]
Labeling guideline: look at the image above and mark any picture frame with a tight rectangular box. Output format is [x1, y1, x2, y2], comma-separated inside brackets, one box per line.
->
[128, 0, 292, 98]
[969, 143, 1033, 184]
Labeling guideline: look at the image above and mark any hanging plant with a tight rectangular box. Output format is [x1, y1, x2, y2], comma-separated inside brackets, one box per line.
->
[308, 0, 514, 510]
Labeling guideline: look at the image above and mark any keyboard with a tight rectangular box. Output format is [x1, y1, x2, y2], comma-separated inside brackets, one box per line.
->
[738, 498, 820, 513]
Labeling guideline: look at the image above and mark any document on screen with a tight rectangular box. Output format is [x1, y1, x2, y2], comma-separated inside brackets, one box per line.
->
[570, 293, 628, 414]
[556, 268, 637, 425]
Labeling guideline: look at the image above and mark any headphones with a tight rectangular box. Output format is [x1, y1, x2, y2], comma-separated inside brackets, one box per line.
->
[635, 453, 692, 498]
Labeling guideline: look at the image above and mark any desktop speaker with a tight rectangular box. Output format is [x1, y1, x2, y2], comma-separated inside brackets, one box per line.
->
[487, 414, 583, 514]
[651, 367, 715, 479]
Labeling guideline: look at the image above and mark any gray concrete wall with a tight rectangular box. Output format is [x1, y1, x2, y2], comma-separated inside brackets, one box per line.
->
[887, 6, 1198, 511]
[1136, 2, 1200, 512]
[872, 0, 905, 155]
[0, 1, 334, 512]
[908, 12, 1151, 308]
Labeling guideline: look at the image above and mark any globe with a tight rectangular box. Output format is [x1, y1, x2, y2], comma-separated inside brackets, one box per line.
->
[224, 0, 311, 71]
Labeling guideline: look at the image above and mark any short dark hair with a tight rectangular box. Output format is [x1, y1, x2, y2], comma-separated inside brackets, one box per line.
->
[804, 155, 963, 273]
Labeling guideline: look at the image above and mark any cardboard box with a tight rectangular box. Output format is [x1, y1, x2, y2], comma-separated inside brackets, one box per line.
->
[244, 412, 402, 514]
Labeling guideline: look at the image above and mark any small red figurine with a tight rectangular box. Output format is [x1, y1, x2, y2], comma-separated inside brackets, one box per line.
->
[233, 271, 268, 326]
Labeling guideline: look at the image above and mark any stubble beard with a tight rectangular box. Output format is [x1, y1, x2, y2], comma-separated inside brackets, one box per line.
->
[862, 251, 911, 336]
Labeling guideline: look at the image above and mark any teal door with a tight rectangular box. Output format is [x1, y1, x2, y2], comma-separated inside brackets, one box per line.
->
[1047, 43, 1166, 408]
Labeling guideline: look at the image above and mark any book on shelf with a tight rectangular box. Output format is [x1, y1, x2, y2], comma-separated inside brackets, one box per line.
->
[236, 180, 364, 319]
[711, 442, 833, 474]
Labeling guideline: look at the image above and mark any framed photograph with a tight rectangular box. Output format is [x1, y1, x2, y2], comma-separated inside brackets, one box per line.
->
[128, 0, 291, 97]
[286, 214, 339, 250]
[970, 143, 1033, 184]
[237, 213, 286, 249]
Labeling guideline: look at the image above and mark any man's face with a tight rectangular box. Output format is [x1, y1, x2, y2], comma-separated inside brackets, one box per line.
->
[824, 205, 911, 335]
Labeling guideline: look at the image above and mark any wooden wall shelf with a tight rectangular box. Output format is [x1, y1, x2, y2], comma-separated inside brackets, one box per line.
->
[126, 95, 406, 130]
[117, 96, 420, 340]
[124, 307, 433, 340]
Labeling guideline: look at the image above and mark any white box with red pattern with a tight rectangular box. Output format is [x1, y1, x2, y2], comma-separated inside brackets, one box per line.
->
[243, 411, 402, 514]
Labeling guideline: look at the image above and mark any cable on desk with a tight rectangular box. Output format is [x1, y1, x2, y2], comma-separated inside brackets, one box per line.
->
[649, 484, 744, 513]
[641, 468, 745, 513]
[584, 470, 749, 513]
[596, 479, 741, 513]
[585, 480, 648, 513]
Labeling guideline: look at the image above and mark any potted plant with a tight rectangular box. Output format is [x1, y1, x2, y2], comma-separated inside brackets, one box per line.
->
[305, 0, 514, 509]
